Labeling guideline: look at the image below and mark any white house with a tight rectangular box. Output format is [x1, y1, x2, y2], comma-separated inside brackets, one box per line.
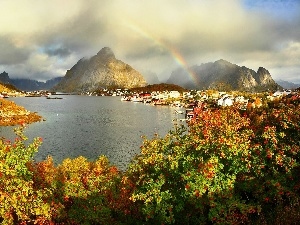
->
[273, 90, 291, 97]
[218, 96, 233, 106]
[217, 98, 224, 106]
[235, 96, 248, 104]
[223, 97, 233, 106]
[158, 92, 169, 100]
[169, 91, 181, 99]
[183, 92, 193, 99]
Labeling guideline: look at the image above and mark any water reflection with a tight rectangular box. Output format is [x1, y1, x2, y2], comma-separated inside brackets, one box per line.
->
[1, 96, 185, 170]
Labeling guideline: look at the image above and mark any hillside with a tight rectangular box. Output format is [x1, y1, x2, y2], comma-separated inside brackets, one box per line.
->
[0, 76, 43, 126]
[0, 80, 22, 98]
[130, 83, 188, 93]
[0, 98, 42, 126]
[167, 59, 280, 91]
[52, 47, 147, 93]
[0, 82, 20, 93]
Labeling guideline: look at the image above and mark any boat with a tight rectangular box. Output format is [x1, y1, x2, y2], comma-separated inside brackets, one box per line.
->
[25, 95, 41, 97]
[175, 109, 184, 114]
[131, 95, 143, 102]
[46, 97, 63, 99]
[143, 98, 152, 104]
[121, 96, 130, 101]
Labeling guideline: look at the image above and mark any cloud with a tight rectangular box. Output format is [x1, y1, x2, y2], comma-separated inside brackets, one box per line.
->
[44, 46, 72, 57]
[0, 36, 31, 65]
[0, 0, 299, 83]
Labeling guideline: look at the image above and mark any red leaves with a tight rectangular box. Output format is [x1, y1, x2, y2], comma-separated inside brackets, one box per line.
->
[266, 149, 272, 159]
[109, 166, 118, 174]
[194, 189, 200, 197]
[63, 195, 70, 202]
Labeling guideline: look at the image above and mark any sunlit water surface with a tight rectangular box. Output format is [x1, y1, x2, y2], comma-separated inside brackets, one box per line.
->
[0, 96, 185, 170]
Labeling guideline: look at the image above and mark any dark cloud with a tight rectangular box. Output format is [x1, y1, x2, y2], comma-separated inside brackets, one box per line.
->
[0, 36, 30, 65]
[44, 46, 72, 57]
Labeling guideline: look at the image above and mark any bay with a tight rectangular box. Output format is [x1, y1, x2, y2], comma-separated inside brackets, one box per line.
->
[0, 96, 185, 170]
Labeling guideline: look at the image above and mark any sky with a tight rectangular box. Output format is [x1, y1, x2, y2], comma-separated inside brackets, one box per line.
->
[0, 0, 299, 84]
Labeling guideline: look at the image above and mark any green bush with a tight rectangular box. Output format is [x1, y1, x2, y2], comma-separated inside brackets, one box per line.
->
[126, 104, 300, 224]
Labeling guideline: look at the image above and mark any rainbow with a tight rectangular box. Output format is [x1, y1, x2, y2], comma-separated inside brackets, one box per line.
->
[124, 21, 198, 85]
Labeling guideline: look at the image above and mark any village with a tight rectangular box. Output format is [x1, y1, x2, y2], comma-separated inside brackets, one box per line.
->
[1, 87, 300, 107]
[1, 86, 300, 120]
[112, 88, 300, 118]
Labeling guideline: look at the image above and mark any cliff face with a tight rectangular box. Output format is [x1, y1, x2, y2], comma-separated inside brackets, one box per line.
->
[53, 47, 147, 92]
[167, 59, 280, 91]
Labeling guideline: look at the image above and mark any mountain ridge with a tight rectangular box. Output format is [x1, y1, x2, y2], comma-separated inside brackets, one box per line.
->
[167, 59, 280, 91]
[275, 79, 300, 90]
[0, 71, 63, 91]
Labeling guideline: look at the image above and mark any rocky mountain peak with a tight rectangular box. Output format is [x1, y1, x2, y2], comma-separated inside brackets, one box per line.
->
[215, 59, 231, 65]
[257, 67, 269, 74]
[255, 67, 273, 84]
[96, 47, 116, 60]
[0, 71, 10, 84]
[167, 60, 280, 91]
[53, 47, 147, 92]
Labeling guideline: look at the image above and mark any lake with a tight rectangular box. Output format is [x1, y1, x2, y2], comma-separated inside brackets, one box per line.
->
[0, 96, 185, 170]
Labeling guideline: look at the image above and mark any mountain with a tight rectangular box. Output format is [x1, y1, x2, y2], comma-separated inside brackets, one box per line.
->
[0, 71, 63, 91]
[167, 59, 280, 91]
[275, 79, 300, 90]
[142, 71, 160, 84]
[52, 47, 147, 93]
[0, 71, 10, 84]
[10, 77, 63, 91]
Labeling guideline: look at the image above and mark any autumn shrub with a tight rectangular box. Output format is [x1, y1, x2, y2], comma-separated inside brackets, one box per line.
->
[126, 104, 300, 224]
[29, 155, 125, 225]
[0, 126, 133, 224]
[1, 102, 300, 224]
[239, 104, 300, 223]
[126, 107, 252, 224]
[58, 156, 120, 224]
[0, 126, 51, 224]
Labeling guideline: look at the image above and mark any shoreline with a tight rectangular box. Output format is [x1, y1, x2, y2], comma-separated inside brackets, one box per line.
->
[0, 98, 43, 126]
